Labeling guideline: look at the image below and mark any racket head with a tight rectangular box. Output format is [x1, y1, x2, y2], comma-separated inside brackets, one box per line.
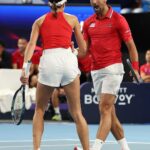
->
[11, 85, 25, 125]
[126, 59, 141, 84]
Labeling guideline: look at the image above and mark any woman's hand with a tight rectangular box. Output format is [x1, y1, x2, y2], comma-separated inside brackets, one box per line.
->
[20, 69, 29, 85]
[71, 41, 78, 56]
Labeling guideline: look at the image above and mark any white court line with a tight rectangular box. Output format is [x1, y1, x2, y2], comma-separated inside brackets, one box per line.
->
[0, 139, 116, 143]
[0, 139, 80, 143]
[0, 144, 78, 149]
[0, 139, 150, 145]
[1, 142, 150, 149]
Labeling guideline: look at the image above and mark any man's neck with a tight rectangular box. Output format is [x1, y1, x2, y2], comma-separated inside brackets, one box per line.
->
[97, 5, 109, 19]
[102, 5, 109, 17]
[20, 50, 25, 56]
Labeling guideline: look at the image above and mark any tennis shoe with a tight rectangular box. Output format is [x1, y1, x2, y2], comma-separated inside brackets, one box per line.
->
[52, 114, 62, 121]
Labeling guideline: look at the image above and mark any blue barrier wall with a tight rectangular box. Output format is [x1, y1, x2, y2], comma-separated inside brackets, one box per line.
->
[0, 5, 120, 48]
[80, 82, 150, 124]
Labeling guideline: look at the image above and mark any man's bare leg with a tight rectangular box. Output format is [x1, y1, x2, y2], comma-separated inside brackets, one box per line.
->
[111, 105, 130, 150]
[92, 94, 116, 150]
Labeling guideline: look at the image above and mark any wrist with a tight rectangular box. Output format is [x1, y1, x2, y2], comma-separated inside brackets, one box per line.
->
[73, 48, 78, 56]
[132, 61, 139, 71]
[22, 62, 27, 69]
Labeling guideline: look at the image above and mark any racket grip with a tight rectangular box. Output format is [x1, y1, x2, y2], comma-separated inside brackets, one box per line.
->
[24, 61, 31, 76]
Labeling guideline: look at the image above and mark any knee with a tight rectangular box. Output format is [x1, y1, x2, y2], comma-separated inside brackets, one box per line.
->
[34, 107, 45, 118]
[70, 111, 83, 123]
[100, 102, 113, 116]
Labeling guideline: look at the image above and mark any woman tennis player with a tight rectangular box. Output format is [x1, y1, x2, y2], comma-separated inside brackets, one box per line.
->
[20, 0, 89, 149]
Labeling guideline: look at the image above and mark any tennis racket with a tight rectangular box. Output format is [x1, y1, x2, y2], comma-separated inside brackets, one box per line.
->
[126, 59, 142, 84]
[11, 61, 31, 125]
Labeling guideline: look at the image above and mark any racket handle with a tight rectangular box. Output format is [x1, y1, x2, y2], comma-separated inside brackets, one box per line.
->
[25, 61, 31, 76]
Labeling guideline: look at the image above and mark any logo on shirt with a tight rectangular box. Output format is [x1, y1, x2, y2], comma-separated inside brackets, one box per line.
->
[89, 23, 96, 28]
[106, 24, 112, 28]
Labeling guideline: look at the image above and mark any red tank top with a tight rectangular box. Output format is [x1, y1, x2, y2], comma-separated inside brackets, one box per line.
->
[40, 12, 72, 50]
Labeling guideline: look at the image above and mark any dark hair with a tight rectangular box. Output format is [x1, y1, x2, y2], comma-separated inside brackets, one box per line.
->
[49, 0, 64, 18]
[18, 37, 28, 42]
[0, 40, 6, 47]
[146, 49, 150, 52]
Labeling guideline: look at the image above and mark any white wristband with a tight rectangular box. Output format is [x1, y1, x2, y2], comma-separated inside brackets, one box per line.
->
[22, 62, 27, 69]
[73, 49, 78, 56]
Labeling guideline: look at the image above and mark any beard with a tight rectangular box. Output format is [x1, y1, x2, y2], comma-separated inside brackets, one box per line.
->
[93, 4, 103, 16]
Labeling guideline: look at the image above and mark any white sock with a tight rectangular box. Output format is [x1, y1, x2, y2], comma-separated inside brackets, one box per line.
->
[92, 139, 104, 150]
[118, 138, 130, 150]
[37, 148, 40, 150]
[54, 107, 60, 114]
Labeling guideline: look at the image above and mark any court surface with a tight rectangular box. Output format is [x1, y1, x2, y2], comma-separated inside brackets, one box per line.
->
[0, 121, 150, 150]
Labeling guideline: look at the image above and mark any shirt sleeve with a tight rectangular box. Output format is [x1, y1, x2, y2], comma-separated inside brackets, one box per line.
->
[82, 21, 90, 41]
[117, 15, 133, 42]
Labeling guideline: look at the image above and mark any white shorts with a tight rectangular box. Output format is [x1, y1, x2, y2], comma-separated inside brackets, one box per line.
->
[38, 48, 80, 87]
[91, 63, 124, 101]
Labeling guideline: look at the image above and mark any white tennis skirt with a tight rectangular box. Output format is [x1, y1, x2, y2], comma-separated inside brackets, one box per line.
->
[38, 48, 80, 87]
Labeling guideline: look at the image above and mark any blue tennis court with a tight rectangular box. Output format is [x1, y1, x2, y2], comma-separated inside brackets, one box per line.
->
[0, 122, 150, 150]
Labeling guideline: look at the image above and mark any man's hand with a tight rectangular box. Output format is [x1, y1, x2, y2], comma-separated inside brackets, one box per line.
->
[130, 69, 141, 83]
[134, 70, 141, 80]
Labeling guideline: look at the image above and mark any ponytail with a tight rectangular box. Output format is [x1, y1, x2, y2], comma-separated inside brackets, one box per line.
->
[49, 0, 65, 18]
[52, 2, 58, 18]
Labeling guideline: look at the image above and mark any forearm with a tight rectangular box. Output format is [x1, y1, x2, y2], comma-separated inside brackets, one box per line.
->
[76, 40, 89, 58]
[128, 47, 139, 62]
[141, 75, 150, 81]
[126, 40, 139, 70]
[77, 48, 87, 58]
[24, 42, 35, 63]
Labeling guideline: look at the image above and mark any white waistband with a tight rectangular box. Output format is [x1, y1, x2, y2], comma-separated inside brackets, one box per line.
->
[43, 47, 72, 54]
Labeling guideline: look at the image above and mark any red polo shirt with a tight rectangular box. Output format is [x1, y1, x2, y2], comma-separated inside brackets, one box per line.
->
[12, 50, 24, 69]
[83, 7, 133, 70]
[12, 48, 42, 68]
[140, 63, 150, 75]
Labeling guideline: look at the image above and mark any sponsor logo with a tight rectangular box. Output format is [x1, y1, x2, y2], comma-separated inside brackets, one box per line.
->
[89, 23, 96, 28]
[84, 88, 98, 104]
[83, 87, 135, 105]
[117, 87, 135, 105]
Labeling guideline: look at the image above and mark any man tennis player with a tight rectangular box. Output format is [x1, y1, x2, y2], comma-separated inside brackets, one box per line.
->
[20, 0, 89, 149]
[76, 0, 140, 150]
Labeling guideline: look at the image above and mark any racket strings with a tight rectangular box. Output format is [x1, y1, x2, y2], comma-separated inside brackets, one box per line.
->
[14, 90, 23, 120]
